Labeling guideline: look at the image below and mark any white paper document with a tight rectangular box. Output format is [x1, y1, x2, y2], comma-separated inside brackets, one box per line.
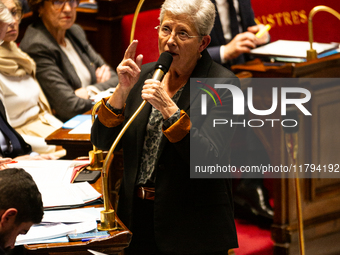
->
[11, 161, 104, 246]
[250, 40, 339, 58]
[10, 160, 86, 185]
[68, 119, 92, 134]
[88, 249, 109, 255]
[90, 87, 115, 102]
[9, 160, 101, 208]
[42, 207, 103, 223]
[15, 221, 97, 245]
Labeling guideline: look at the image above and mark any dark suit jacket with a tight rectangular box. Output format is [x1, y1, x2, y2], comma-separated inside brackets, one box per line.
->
[0, 101, 31, 158]
[91, 50, 239, 254]
[208, 0, 257, 66]
[19, 20, 118, 121]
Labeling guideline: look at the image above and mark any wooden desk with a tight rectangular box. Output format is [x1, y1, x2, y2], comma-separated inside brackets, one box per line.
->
[45, 122, 124, 213]
[24, 168, 131, 255]
[25, 214, 131, 255]
[232, 55, 340, 255]
[45, 123, 92, 160]
[232, 53, 340, 78]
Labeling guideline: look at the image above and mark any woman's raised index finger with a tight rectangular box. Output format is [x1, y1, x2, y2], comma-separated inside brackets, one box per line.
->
[124, 40, 139, 60]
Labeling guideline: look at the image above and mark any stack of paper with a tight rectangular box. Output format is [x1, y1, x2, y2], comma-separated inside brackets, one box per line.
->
[250, 40, 339, 60]
[11, 160, 105, 245]
[10, 160, 102, 209]
[16, 207, 104, 245]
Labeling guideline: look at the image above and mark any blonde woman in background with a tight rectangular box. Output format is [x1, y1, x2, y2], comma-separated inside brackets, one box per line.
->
[0, 1, 14, 170]
[0, 0, 64, 156]
[0, 0, 12, 45]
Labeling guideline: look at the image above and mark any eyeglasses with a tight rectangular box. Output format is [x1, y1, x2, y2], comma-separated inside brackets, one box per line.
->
[50, 0, 80, 10]
[10, 8, 22, 21]
[155, 26, 202, 41]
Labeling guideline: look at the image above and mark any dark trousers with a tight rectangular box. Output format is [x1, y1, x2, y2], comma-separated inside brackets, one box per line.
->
[124, 197, 229, 255]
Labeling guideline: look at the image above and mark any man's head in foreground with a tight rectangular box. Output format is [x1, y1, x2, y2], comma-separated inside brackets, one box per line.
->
[0, 168, 43, 252]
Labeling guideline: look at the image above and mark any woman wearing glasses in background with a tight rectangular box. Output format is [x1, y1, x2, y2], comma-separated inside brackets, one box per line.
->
[19, 0, 118, 121]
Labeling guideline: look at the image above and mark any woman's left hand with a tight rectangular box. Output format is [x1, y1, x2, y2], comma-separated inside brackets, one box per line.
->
[96, 65, 111, 83]
[141, 79, 179, 120]
[0, 157, 12, 170]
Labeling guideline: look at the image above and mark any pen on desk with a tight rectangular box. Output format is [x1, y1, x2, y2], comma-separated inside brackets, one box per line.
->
[255, 24, 271, 38]
[8, 160, 18, 164]
[81, 238, 94, 242]
[81, 236, 109, 242]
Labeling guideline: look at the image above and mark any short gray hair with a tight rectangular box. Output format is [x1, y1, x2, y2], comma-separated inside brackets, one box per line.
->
[159, 0, 216, 36]
[0, 1, 13, 24]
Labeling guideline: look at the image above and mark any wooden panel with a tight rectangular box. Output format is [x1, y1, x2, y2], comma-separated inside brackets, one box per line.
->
[234, 57, 340, 255]
[310, 85, 340, 200]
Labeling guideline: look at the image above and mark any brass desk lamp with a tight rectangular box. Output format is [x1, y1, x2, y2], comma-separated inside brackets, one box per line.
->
[307, 5, 340, 61]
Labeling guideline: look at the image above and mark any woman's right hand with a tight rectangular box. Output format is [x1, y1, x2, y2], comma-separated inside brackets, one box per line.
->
[107, 40, 143, 109]
[116, 40, 143, 93]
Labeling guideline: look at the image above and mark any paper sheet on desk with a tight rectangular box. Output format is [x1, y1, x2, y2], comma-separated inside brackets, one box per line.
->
[42, 207, 103, 223]
[68, 119, 92, 134]
[16, 208, 104, 245]
[63, 115, 91, 129]
[11, 160, 86, 185]
[88, 249, 109, 255]
[37, 182, 101, 208]
[250, 40, 339, 58]
[9, 160, 102, 208]
[15, 221, 97, 245]
[90, 87, 115, 102]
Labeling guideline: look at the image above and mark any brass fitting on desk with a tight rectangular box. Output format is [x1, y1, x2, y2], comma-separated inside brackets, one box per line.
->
[98, 208, 116, 231]
[307, 5, 340, 61]
[87, 149, 104, 171]
[88, 101, 104, 171]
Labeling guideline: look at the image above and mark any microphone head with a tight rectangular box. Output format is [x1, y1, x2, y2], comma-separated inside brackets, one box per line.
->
[282, 106, 299, 133]
[155, 52, 173, 74]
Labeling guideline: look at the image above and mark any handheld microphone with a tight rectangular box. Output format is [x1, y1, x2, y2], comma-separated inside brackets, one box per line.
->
[152, 52, 173, 81]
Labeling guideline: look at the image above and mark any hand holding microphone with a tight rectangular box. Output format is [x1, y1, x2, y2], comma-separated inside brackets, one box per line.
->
[108, 42, 173, 112]
[141, 51, 174, 119]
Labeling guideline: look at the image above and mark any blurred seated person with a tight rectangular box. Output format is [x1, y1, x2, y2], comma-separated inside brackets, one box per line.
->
[0, 0, 64, 155]
[0, 0, 12, 44]
[18, 0, 30, 13]
[0, 168, 43, 254]
[208, 0, 269, 68]
[0, 1, 57, 162]
[1, 99, 59, 162]
[19, 0, 118, 121]
[91, 0, 239, 253]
